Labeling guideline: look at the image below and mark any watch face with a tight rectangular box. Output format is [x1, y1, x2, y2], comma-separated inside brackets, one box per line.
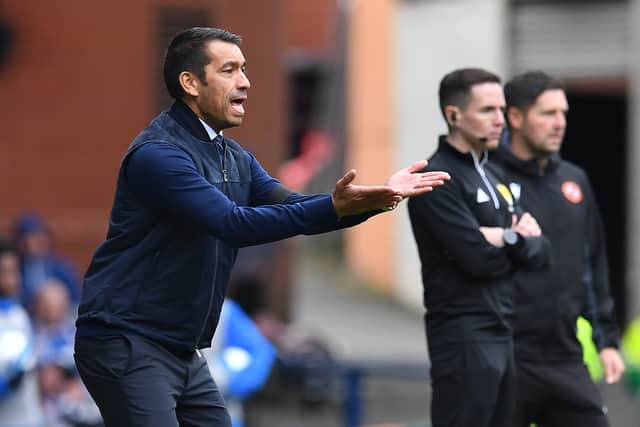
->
[504, 229, 518, 245]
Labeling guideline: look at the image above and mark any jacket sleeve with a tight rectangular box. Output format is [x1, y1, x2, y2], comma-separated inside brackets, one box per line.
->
[246, 151, 381, 232]
[505, 234, 551, 272]
[125, 142, 341, 248]
[408, 178, 515, 280]
[581, 180, 621, 350]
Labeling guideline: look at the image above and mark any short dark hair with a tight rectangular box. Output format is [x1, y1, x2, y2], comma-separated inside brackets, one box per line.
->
[0, 236, 16, 258]
[438, 68, 501, 120]
[504, 71, 564, 112]
[163, 27, 242, 100]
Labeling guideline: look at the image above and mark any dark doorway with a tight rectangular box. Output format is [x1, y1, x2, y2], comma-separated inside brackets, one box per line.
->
[563, 91, 627, 327]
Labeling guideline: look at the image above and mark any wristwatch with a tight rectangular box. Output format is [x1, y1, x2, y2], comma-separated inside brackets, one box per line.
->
[503, 228, 520, 247]
[382, 201, 399, 212]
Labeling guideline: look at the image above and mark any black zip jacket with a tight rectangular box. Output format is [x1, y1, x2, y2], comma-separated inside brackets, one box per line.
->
[490, 142, 620, 362]
[408, 137, 550, 345]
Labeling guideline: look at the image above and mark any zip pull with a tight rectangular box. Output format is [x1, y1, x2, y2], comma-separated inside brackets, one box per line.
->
[196, 349, 202, 358]
[222, 143, 228, 182]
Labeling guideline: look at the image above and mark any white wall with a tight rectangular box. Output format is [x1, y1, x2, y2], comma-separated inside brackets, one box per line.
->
[627, 0, 640, 322]
[392, 0, 508, 312]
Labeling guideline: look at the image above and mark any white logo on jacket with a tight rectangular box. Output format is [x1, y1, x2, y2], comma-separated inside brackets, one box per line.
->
[476, 188, 490, 203]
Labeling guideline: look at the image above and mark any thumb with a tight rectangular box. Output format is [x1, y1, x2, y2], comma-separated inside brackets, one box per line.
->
[405, 159, 428, 173]
[336, 169, 356, 189]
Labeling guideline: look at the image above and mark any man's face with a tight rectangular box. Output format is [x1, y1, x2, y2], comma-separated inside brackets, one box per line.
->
[0, 253, 20, 297]
[457, 82, 506, 151]
[519, 89, 568, 156]
[194, 40, 250, 131]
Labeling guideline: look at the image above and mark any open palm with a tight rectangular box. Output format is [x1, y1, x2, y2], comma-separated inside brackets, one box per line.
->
[386, 160, 450, 198]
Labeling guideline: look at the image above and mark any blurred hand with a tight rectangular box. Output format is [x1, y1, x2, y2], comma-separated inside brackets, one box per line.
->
[332, 169, 403, 217]
[600, 347, 625, 384]
[385, 160, 450, 198]
[479, 227, 505, 248]
[512, 212, 541, 237]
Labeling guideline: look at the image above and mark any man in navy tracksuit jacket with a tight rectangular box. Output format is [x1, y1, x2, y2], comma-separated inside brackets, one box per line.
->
[490, 71, 624, 427]
[73, 27, 450, 427]
[408, 68, 549, 427]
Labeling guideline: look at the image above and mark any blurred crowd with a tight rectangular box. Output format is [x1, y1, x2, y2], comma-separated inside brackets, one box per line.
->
[0, 212, 101, 427]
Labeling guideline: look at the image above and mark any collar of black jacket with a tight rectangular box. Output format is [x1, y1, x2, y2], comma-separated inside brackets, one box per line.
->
[168, 100, 212, 142]
[437, 135, 489, 165]
[494, 136, 560, 176]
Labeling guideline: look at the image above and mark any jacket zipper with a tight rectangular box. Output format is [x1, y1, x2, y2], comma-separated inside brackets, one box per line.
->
[471, 150, 500, 210]
[221, 141, 228, 183]
[194, 139, 227, 350]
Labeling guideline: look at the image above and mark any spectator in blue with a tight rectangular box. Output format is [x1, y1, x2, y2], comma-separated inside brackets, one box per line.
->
[203, 299, 275, 427]
[12, 212, 81, 309]
[32, 281, 102, 427]
[0, 237, 45, 427]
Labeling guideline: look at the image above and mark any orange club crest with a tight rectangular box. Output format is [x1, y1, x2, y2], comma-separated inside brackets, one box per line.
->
[561, 181, 583, 204]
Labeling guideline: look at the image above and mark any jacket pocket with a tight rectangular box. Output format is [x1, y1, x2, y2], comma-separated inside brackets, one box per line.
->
[74, 335, 133, 380]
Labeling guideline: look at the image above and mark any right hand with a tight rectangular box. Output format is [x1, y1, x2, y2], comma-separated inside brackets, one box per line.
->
[331, 169, 403, 217]
[512, 213, 541, 237]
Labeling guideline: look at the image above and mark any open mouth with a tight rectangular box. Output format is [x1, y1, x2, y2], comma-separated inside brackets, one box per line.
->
[230, 96, 246, 115]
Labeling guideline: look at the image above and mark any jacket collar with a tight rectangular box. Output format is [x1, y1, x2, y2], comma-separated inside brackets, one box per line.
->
[438, 135, 489, 165]
[495, 132, 560, 176]
[168, 100, 212, 142]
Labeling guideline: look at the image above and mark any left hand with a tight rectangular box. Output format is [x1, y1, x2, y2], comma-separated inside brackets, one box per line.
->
[385, 160, 450, 198]
[479, 227, 505, 248]
[332, 169, 403, 217]
[512, 213, 541, 237]
[600, 347, 625, 384]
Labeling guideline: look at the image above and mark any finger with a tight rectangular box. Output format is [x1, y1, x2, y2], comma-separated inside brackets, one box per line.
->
[412, 180, 443, 189]
[512, 214, 517, 228]
[422, 171, 451, 181]
[336, 169, 356, 189]
[605, 362, 616, 384]
[612, 359, 625, 382]
[404, 160, 428, 173]
[403, 187, 434, 197]
[424, 179, 445, 187]
[351, 185, 402, 197]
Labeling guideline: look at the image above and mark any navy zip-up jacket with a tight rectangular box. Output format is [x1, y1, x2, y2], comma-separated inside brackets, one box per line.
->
[76, 101, 375, 354]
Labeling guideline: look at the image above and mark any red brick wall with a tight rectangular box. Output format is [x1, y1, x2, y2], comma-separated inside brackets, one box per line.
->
[0, 0, 286, 272]
[285, 0, 336, 53]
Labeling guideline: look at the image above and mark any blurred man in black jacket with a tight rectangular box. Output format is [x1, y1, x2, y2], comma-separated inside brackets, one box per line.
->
[491, 70, 625, 427]
[408, 68, 550, 427]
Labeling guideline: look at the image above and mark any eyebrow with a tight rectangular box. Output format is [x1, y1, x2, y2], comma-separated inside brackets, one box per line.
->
[220, 60, 246, 69]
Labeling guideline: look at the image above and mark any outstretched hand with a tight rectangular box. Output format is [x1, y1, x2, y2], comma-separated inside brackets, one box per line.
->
[332, 169, 403, 217]
[385, 160, 450, 198]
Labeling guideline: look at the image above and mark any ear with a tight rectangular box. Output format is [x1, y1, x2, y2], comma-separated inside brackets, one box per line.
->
[178, 71, 200, 97]
[444, 106, 459, 127]
[507, 107, 524, 130]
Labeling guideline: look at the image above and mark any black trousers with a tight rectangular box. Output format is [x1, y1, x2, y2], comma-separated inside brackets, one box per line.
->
[513, 360, 609, 427]
[74, 333, 231, 427]
[429, 340, 515, 427]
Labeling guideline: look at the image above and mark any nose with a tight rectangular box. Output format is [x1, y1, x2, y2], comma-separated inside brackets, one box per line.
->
[238, 70, 251, 90]
[555, 112, 566, 129]
[494, 109, 505, 126]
